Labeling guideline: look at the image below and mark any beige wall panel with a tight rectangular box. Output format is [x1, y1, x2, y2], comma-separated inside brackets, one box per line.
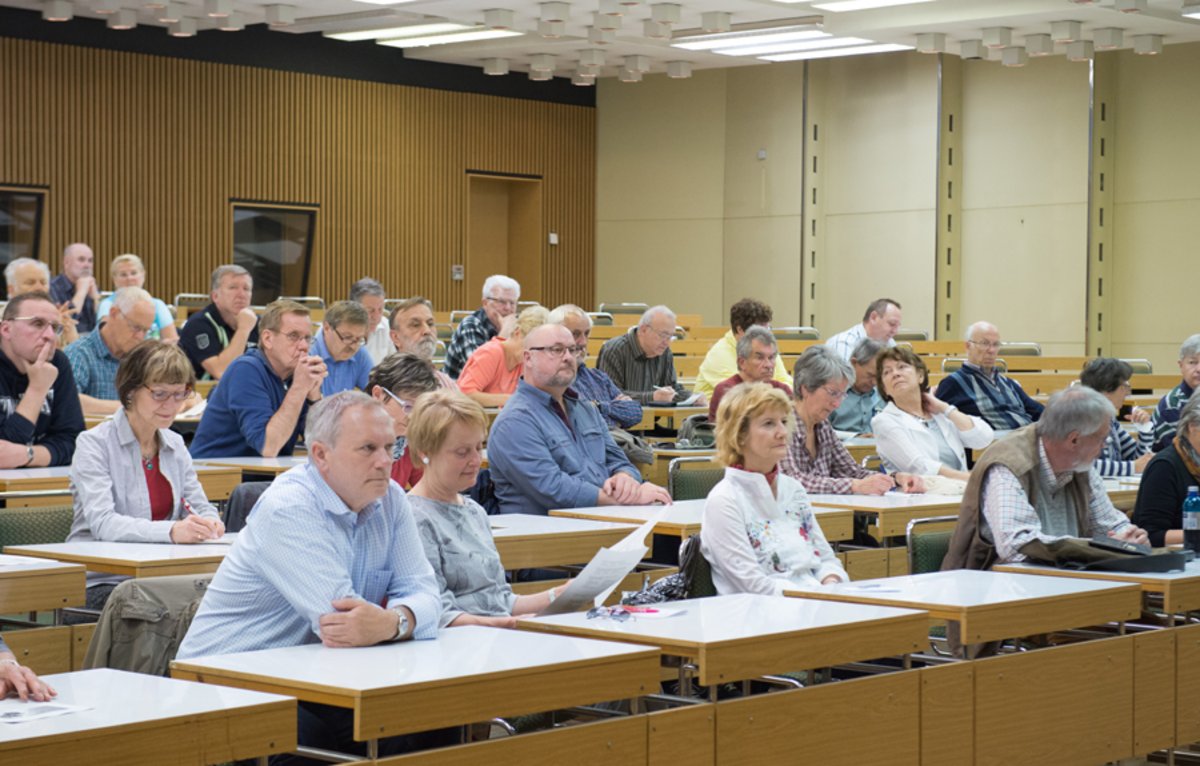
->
[723, 63, 805, 221]
[595, 219, 724, 319]
[818, 52, 938, 217]
[596, 71, 727, 223]
[722, 215, 803, 326]
[821, 210, 936, 338]
[960, 205, 1088, 354]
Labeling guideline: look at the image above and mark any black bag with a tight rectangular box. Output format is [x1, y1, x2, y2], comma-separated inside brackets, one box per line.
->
[1021, 538, 1186, 573]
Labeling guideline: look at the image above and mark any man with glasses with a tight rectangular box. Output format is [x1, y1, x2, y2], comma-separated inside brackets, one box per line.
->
[367, 353, 440, 489]
[829, 338, 886, 435]
[389, 296, 457, 390]
[349, 277, 392, 366]
[708, 326, 792, 421]
[489, 323, 671, 515]
[179, 264, 259, 381]
[0, 291, 85, 467]
[597, 305, 704, 406]
[312, 300, 374, 397]
[191, 300, 327, 458]
[442, 274, 520, 379]
[64, 286, 158, 416]
[934, 321, 1043, 430]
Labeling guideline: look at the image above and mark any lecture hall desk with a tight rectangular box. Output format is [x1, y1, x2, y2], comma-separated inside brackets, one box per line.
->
[4, 541, 229, 579]
[0, 464, 240, 507]
[996, 559, 1200, 624]
[0, 556, 84, 615]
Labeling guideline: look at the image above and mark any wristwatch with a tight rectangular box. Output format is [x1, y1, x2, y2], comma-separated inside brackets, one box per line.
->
[393, 609, 410, 641]
[21, 445, 34, 467]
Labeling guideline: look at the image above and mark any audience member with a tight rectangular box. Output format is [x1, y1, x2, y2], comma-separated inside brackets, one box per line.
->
[0, 292, 84, 467]
[701, 383, 848, 595]
[0, 637, 54, 702]
[488, 323, 670, 515]
[409, 390, 566, 627]
[548, 304, 642, 430]
[945, 387, 1147, 570]
[96, 254, 179, 344]
[597, 305, 703, 405]
[1080, 357, 1154, 477]
[457, 305, 548, 406]
[5, 258, 77, 347]
[190, 300, 325, 458]
[828, 338, 885, 434]
[178, 264, 258, 380]
[781, 346, 924, 495]
[178, 391, 448, 761]
[934, 321, 1043, 430]
[367, 353, 439, 490]
[389, 296, 456, 389]
[349, 277, 391, 365]
[1134, 392, 1200, 547]
[872, 346, 993, 481]
[1150, 334, 1200, 451]
[708, 325, 791, 420]
[694, 298, 793, 397]
[825, 298, 901, 362]
[443, 274, 519, 378]
[49, 242, 99, 334]
[64, 286, 156, 416]
[312, 300, 373, 396]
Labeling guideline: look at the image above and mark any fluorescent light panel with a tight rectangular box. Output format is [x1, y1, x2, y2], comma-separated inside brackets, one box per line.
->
[378, 28, 523, 47]
[327, 23, 470, 41]
[714, 36, 871, 57]
[672, 27, 827, 52]
[761, 42, 912, 61]
[810, 0, 933, 10]
[353, 0, 419, 4]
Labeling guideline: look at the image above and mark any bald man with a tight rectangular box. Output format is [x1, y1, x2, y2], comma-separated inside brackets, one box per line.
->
[934, 321, 1043, 431]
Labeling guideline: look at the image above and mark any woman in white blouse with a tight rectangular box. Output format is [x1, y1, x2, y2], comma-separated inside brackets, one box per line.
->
[701, 382, 848, 596]
[871, 347, 994, 481]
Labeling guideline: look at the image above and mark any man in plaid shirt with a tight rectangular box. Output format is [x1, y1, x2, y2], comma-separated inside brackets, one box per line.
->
[442, 274, 520, 379]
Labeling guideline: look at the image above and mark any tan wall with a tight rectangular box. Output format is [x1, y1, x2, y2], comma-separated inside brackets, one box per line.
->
[0, 37, 595, 312]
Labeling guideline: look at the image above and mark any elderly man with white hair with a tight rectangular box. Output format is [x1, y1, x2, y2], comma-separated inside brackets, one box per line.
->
[5, 257, 78, 347]
[597, 304, 705, 406]
[1149, 333, 1200, 452]
[944, 387, 1148, 570]
[64, 286, 157, 416]
[934, 320, 1043, 431]
[442, 274, 519, 379]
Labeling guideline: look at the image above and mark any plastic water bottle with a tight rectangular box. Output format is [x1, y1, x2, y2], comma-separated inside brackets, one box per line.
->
[1184, 487, 1200, 553]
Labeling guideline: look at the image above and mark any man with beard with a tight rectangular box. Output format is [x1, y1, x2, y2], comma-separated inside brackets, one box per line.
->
[389, 297, 457, 390]
[488, 323, 670, 515]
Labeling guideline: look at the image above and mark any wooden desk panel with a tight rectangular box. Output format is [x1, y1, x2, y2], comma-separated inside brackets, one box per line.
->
[648, 706, 713, 766]
[920, 662, 974, 766]
[0, 561, 85, 613]
[1134, 629, 1176, 756]
[1177, 623, 1200, 746]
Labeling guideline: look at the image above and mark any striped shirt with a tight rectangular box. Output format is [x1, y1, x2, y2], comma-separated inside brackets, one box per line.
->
[779, 417, 871, 494]
[1150, 380, 1195, 452]
[1093, 418, 1152, 478]
[177, 462, 441, 659]
[443, 308, 497, 379]
[596, 328, 685, 405]
[934, 363, 1043, 430]
[570, 362, 643, 429]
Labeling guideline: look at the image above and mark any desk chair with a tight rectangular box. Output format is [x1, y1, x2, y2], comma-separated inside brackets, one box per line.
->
[224, 481, 272, 533]
[83, 574, 212, 676]
[941, 358, 1008, 374]
[1121, 358, 1154, 374]
[449, 309, 473, 325]
[587, 311, 614, 326]
[516, 301, 542, 312]
[0, 503, 73, 548]
[435, 322, 454, 340]
[667, 456, 722, 501]
[772, 326, 820, 341]
[279, 296, 326, 311]
[999, 342, 1041, 356]
[860, 454, 883, 471]
[172, 293, 210, 311]
[894, 329, 929, 341]
[598, 302, 648, 316]
[906, 515, 958, 655]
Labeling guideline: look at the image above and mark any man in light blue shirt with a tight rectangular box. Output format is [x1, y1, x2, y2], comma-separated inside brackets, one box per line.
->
[488, 324, 671, 515]
[829, 338, 885, 434]
[179, 391, 445, 759]
[312, 300, 373, 396]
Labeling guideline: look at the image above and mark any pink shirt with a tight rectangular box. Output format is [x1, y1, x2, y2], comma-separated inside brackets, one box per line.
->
[457, 338, 522, 395]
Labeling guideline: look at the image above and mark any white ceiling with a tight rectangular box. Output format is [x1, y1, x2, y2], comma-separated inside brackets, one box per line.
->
[6, 0, 1200, 80]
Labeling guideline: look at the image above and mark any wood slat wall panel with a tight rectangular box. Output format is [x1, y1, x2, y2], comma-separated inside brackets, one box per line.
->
[0, 38, 595, 312]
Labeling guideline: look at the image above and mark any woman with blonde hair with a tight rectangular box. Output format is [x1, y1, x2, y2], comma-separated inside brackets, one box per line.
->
[457, 305, 548, 407]
[701, 382, 847, 595]
[96, 253, 179, 343]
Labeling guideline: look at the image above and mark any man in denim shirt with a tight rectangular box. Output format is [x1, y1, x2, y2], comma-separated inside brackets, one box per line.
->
[488, 324, 671, 515]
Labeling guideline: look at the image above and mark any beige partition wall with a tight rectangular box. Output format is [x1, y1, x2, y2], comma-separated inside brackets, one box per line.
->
[958, 56, 1090, 356]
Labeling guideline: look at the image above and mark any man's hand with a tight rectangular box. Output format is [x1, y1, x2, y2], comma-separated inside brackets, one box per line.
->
[236, 308, 259, 334]
[26, 340, 59, 395]
[1128, 407, 1151, 425]
[634, 482, 672, 505]
[691, 392, 707, 406]
[894, 472, 926, 493]
[615, 394, 633, 402]
[820, 573, 843, 585]
[0, 441, 29, 469]
[0, 660, 55, 702]
[1111, 524, 1150, 547]
[651, 386, 676, 403]
[293, 356, 328, 399]
[169, 514, 223, 544]
[319, 598, 402, 648]
[850, 473, 894, 496]
[602, 472, 642, 505]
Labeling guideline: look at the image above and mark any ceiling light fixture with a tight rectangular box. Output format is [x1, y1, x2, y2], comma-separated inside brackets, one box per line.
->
[265, 5, 295, 27]
[1066, 39, 1094, 61]
[618, 68, 643, 82]
[809, 0, 933, 10]
[1183, 0, 1200, 19]
[672, 25, 826, 52]
[1093, 28, 1123, 49]
[666, 60, 692, 78]
[42, 0, 73, 21]
[1025, 34, 1053, 57]
[169, 17, 196, 36]
[572, 73, 595, 85]
[1051, 21, 1082, 43]
[1001, 47, 1027, 67]
[107, 9, 137, 28]
[219, 12, 244, 31]
[530, 53, 555, 71]
[378, 28, 524, 48]
[483, 58, 509, 75]
[760, 42, 912, 61]
[204, 0, 231, 18]
[598, 0, 623, 15]
[328, 23, 470, 42]
[644, 19, 670, 38]
[483, 8, 514, 29]
[1133, 34, 1162, 55]
[588, 26, 615, 43]
[982, 27, 1011, 49]
[959, 39, 985, 59]
[540, 2, 569, 22]
[157, 2, 184, 22]
[538, 20, 565, 36]
[94, 0, 120, 14]
[529, 69, 553, 81]
[1114, 0, 1146, 12]
[625, 54, 650, 71]
[651, 3, 681, 24]
[713, 36, 871, 57]
[701, 11, 730, 33]
[579, 48, 605, 67]
[593, 11, 621, 29]
[915, 32, 944, 54]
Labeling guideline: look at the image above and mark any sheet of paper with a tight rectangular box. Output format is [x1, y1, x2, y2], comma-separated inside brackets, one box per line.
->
[0, 700, 90, 724]
[538, 510, 665, 615]
[0, 554, 54, 568]
[197, 533, 238, 545]
[178, 398, 207, 419]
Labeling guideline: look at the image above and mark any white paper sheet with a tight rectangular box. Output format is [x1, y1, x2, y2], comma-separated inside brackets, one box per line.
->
[0, 699, 90, 723]
[197, 533, 238, 545]
[537, 510, 664, 615]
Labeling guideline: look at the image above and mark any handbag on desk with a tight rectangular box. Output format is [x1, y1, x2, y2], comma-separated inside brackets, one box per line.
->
[1020, 537, 1186, 573]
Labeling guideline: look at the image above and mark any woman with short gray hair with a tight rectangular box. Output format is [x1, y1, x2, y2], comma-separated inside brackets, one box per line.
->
[780, 346, 925, 495]
[1133, 393, 1200, 547]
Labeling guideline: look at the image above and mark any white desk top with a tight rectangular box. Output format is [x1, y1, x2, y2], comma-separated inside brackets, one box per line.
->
[3, 541, 228, 565]
[807, 492, 963, 511]
[787, 569, 1140, 609]
[0, 668, 291, 746]
[997, 559, 1200, 584]
[489, 514, 636, 537]
[0, 464, 233, 483]
[521, 593, 925, 647]
[194, 456, 308, 470]
[171, 625, 654, 693]
[0, 556, 82, 575]
[550, 499, 705, 526]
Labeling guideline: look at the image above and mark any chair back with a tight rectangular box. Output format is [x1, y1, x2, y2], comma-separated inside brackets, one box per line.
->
[894, 329, 929, 341]
[999, 342, 1041, 356]
[859, 454, 884, 471]
[598, 302, 649, 316]
[173, 293, 210, 310]
[435, 323, 455, 340]
[588, 312, 614, 326]
[679, 534, 717, 599]
[772, 326, 820, 341]
[905, 515, 959, 574]
[83, 574, 213, 676]
[668, 456, 723, 501]
[942, 358, 1008, 374]
[1122, 358, 1153, 374]
[450, 309, 474, 325]
[223, 481, 272, 533]
[279, 295, 326, 311]
[0, 504, 73, 548]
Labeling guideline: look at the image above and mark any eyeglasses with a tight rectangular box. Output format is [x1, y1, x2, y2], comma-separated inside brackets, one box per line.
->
[380, 388, 415, 414]
[586, 605, 631, 622]
[485, 297, 517, 309]
[822, 386, 848, 401]
[119, 309, 151, 336]
[280, 331, 313, 345]
[645, 328, 675, 342]
[528, 345, 575, 358]
[144, 387, 192, 402]
[7, 316, 65, 337]
[967, 340, 1002, 350]
[333, 327, 366, 347]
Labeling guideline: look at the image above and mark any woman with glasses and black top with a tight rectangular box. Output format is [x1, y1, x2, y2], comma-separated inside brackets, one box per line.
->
[367, 352, 440, 490]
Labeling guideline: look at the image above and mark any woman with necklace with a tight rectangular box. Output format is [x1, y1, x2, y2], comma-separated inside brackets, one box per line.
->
[871, 347, 994, 482]
[701, 382, 847, 595]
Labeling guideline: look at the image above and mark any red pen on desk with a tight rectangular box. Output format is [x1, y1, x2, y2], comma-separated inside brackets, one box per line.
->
[621, 605, 661, 614]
